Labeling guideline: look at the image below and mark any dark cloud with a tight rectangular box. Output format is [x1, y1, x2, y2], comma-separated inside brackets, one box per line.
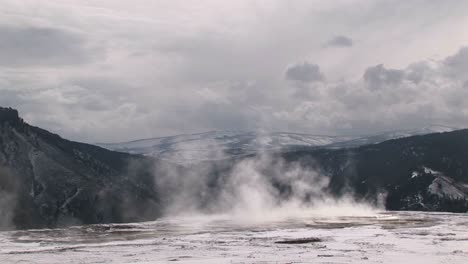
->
[444, 46, 468, 81]
[285, 62, 325, 83]
[405, 62, 431, 84]
[326, 35, 353, 47]
[0, 26, 96, 67]
[363, 64, 405, 90]
[444, 46, 468, 69]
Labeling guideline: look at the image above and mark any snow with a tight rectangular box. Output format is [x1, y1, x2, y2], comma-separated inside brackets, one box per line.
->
[1, 211, 467, 264]
[428, 175, 467, 199]
[97, 126, 458, 163]
[423, 167, 438, 174]
[416, 167, 468, 199]
[97, 131, 354, 163]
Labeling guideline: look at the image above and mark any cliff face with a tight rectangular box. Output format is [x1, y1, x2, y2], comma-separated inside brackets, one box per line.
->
[0, 107, 161, 230]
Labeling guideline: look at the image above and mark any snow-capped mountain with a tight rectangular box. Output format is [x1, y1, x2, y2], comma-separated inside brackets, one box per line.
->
[97, 125, 457, 163]
[96, 131, 356, 162]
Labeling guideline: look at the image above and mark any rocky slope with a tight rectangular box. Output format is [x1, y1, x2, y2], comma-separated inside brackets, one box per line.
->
[280, 130, 468, 212]
[0, 107, 160, 230]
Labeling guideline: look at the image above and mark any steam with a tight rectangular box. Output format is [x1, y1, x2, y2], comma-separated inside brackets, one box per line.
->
[0, 166, 18, 230]
[153, 142, 382, 225]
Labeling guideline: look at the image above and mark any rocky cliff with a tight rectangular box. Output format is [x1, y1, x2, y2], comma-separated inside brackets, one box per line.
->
[0, 107, 160, 230]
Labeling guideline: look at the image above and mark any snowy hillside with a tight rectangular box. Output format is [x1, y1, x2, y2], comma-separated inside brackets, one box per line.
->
[98, 125, 457, 163]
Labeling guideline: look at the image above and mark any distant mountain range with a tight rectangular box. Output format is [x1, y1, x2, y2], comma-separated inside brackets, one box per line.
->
[1, 106, 467, 230]
[97, 125, 456, 163]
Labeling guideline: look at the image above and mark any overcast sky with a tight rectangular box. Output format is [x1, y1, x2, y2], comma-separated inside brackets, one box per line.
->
[1, 0, 468, 143]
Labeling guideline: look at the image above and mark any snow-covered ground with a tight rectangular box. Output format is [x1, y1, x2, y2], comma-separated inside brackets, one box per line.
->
[97, 125, 456, 163]
[1, 211, 467, 264]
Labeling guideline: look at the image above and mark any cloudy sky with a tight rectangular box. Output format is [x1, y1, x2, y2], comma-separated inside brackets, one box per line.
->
[1, 0, 468, 143]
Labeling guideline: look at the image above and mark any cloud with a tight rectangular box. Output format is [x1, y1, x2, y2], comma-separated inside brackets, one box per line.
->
[444, 47, 468, 68]
[279, 47, 468, 135]
[444, 46, 468, 80]
[326, 35, 353, 47]
[0, 26, 97, 67]
[363, 64, 405, 90]
[1, 1, 468, 142]
[285, 62, 325, 83]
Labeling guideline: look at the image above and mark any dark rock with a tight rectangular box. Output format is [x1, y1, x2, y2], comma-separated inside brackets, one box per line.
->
[275, 237, 322, 244]
[0, 107, 21, 125]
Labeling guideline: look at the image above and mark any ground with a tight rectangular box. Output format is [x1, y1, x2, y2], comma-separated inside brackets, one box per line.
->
[1, 211, 467, 264]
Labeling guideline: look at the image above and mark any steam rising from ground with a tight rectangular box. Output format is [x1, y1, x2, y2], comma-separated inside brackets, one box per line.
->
[153, 146, 381, 225]
[0, 167, 17, 230]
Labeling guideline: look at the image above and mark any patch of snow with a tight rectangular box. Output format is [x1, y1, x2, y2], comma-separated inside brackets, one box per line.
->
[423, 167, 438, 175]
[428, 175, 466, 199]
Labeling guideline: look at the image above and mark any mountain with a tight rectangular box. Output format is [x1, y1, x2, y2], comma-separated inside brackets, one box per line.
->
[1, 106, 467, 231]
[325, 125, 456, 149]
[280, 130, 468, 212]
[97, 131, 355, 162]
[98, 125, 467, 213]
[0, 107, 161, 230]
[97, 126, 456, 163]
